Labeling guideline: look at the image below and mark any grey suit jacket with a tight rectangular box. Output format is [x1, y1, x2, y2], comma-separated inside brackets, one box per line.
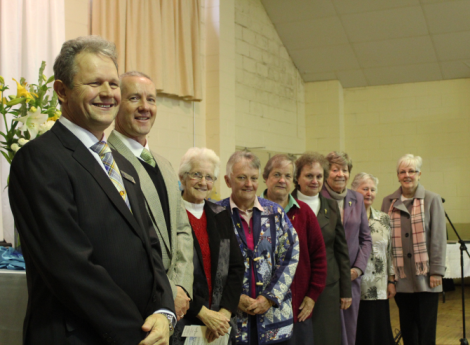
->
[108, 131, 193, 298]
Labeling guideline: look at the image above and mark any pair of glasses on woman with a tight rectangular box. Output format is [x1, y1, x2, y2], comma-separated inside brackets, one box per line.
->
[398, 170, 419, 176]
[186, 172, 217, 183]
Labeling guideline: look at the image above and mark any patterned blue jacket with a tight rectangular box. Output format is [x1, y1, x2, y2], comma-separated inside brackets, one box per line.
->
[217, 197, 299, 345]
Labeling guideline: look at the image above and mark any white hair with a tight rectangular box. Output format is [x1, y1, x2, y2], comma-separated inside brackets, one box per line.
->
[351, 172, 379, 192]
[226, 150, 260, 179]
[178, 147, 220, 184]
[396, 154, 423, 172]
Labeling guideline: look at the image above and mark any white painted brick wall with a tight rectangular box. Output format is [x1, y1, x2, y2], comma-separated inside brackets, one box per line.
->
[234, 0, 305, 154]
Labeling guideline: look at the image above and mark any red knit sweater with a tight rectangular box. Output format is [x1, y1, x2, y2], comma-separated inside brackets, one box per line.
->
[186, 210, 212, 307]
[287, 199, 327, 322]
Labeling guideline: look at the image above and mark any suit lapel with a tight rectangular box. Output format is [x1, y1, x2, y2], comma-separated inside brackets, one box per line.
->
[152, 153, 178, 250]
[343, 190, 356, 229]
[52, 123, 143, 240]
[108, 132, 171, 252]
[317, 195, 330, 229]
[205, 204, 221, 281]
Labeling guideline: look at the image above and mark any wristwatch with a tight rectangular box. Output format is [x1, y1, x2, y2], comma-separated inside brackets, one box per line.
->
[388, 280, 397, 285]
[157, 312, 176, 334]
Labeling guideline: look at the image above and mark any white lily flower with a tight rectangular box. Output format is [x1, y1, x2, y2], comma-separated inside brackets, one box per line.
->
[15, 108, 48, 139]
[18, 138, 29, 146]
[11, 143, 20, 152]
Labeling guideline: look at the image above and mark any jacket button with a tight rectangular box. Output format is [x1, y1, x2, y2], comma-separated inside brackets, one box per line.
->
[407, 253, 412, 258]
[372, 272, 375, 275]
[405, 233, 409, 237]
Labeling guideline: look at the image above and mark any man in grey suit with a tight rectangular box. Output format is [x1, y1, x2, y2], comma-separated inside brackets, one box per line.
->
[108, 71, 193, 320]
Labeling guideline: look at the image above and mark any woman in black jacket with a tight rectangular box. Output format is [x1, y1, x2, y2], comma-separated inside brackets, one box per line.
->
[174, 147, 244, 344]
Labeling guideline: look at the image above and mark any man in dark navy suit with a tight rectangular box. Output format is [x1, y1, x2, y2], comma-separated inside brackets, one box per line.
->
[9, 36, 175, 345]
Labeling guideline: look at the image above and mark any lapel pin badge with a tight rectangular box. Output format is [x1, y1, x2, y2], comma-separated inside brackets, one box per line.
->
[349, 201, 352, 206]
[237, 223, 241, 228]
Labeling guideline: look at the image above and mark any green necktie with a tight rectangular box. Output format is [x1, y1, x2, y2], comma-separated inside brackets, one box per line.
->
[141, 148, 156, 168]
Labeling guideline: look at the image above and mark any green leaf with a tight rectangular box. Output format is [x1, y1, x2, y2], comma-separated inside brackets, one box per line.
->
[46, 75, 55, 84]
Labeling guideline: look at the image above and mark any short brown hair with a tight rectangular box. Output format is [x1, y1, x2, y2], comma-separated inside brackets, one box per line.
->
[263, 154, 296, 180]
[325, 151, 353, 178]
[294, 152, 328, 188]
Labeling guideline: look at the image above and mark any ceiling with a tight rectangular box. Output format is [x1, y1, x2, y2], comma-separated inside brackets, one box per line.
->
[261, 0, 470, 87]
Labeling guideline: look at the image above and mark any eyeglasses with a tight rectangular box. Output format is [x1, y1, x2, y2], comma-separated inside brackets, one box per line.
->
[185, 172, 217, 183]
[398, 170, 419, 176]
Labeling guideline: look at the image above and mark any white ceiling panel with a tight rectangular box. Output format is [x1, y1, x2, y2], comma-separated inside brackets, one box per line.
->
[303, 71, 337, 82]
[364, 63, 443, 85]
[336, 70, 369, 87]
[260, 0, 470, 87]
[423, 0, 470, 34]
[440, 60, 470, 79]
[290, 44, 360, 72]
[340, 6, 428, 43]
[354, 36, 438, 68]
[332, 0, 420, 15]
[433, 31, 470, 61]
[275, 16, 349, 50]
[261, 0, 336, 23]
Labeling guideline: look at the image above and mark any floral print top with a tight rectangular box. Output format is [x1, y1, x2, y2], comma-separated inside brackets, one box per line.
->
[360, 207, 395, 300]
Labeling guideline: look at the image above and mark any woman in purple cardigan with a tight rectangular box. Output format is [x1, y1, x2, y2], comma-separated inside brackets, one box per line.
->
[321, 151, 372, 345]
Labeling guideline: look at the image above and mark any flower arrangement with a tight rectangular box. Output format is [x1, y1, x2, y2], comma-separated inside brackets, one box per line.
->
[0, 61, 61, 166]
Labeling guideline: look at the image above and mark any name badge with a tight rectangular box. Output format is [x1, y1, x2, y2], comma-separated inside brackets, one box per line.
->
[121, 171, 136, 184]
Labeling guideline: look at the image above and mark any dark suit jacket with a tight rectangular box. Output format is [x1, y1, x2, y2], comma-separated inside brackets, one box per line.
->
[8, 121, 174, 345]
[173, 201, 244, 345]
[292, 189, 351, 297]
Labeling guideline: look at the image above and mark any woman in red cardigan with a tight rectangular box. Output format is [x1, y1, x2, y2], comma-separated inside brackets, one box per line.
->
[262, 154, 327, 345]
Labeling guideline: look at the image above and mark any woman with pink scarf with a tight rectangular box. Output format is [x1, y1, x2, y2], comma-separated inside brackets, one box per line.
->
[381, 154, 446, 345]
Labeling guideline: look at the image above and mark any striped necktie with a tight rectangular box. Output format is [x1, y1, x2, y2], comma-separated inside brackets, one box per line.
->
[90, 141, 131, 210]
[140, 148, 156, 168]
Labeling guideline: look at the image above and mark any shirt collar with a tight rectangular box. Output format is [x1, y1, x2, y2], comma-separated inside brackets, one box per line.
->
[370, 207, 380, 220]
[229, 195, 264, 214]
[59, 116, 104, 148]
[112, 130, 150, 158]
[260, 189, 298, 213]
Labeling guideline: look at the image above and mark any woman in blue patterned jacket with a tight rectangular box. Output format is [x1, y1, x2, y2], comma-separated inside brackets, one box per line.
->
[217, 150, 299, 345]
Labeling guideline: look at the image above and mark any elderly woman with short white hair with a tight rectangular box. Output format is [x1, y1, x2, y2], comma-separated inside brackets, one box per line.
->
[381, 154, 446, 345]
[351, 173, 395, 345]
[174, 147, 244, 345]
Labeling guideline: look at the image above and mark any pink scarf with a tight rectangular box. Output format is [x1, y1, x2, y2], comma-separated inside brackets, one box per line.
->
[388, 198, 429, 278]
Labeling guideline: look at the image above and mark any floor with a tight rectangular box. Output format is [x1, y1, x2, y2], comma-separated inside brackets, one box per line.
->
[389, 286, 470, 345]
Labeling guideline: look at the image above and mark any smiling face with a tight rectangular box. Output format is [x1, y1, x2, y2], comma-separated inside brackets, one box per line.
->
[55, 53, 120, 138]
[298, 162, 324, 197]
[182, 160, 215, 204]
[327, 163, 350, 193]
[398, 163, 421, 194]
[115, 75, 157, 146]
[356, 179, 377, 209]
[265, 161, 294, 203]
[225, 159, 259, 208]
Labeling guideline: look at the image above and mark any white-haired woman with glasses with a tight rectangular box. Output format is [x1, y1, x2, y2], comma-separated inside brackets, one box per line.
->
[175, 147, 244, 345]
[381, 154, 446, 345]
[351, 173, 395, 345]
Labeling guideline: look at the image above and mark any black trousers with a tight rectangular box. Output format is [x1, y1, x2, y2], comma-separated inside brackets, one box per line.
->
[394, 292, 439, 345]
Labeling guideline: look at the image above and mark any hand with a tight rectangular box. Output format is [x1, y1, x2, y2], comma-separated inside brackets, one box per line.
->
[340, 297, 352, 310]
[238, 294, 256, 315]
[139, 313, 170, 345]
[387, 283, 396, 299]
[247, 295, 272, 315]
[197, 306, 230, 340]
[175, 286, 190, 321]
[297, 296, 315, 322]
[350, 268, 359, 281]
[430, 275, 442, 288]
